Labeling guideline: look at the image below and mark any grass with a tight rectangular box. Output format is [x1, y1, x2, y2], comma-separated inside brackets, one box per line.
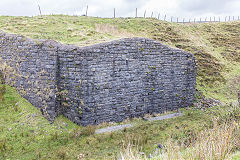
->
[0, 15, 240, 159]
[0, 15, 239, 102]
[1, 84, 239, 159]
[120, 119, 240, 160]
[231, 151, 240, 160]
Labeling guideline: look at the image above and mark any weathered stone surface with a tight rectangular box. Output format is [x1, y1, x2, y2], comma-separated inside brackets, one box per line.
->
[146, 113, 182, 122]
[0, 31, 58, 122]
[0, 30, 197, 126]
[95, 112, 183, 134]
[95, 124, 133, 134]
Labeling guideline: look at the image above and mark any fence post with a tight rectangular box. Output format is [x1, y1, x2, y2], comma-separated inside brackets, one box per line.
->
[238, 16, 239, 20]
[164, 15, 166, 21]
[158, 13, 160, 19]
[86, 5, 88, 16]
[219, 17, 220, 22]
[210, 17, 211, 22]
[136, 8, 137, 18]
[38, 4, 42, 17]
[151, 12, 153, 18]
[214, 17, 215, 22]
[233, 16, 234, 21]
[200, 18, 201, 23]
[114, 8, 115, 18]
[144, 10, 146, 18]
[171, 17, 173, 22]
[229, 16, 230, 21]
[177, 17, 178, 23]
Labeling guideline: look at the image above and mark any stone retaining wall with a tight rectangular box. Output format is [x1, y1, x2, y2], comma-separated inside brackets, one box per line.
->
[0, 30, 197, 126]
[0, 31, 58, 121]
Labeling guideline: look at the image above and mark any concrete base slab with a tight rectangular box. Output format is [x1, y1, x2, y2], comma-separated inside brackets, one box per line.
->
[95, 112, 183, 134]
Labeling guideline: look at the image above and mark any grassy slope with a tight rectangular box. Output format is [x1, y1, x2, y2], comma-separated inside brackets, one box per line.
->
[0, 15, 239, 102]
[0, 85, 226, 159]
[1, 85, 239, 159]
[0, 15, 240, 159]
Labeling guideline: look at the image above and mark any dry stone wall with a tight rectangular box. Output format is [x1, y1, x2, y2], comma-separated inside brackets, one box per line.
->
[0, 31, 58, 121]
[0, 30, 197, 126]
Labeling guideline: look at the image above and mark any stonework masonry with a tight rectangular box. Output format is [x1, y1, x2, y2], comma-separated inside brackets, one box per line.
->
[0, 30, 197, 126]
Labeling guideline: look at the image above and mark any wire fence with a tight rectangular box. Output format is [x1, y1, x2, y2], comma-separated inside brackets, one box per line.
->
[37, 4, 240, 23]
[114, 8, 240, 23]
[156, 15, 240, 23]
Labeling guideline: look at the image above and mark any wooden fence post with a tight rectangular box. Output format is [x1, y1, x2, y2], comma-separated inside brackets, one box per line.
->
[136, 8, 137, 18]
[38, 4, 42, 17]
[158, 13, 160, 19]
[114, 8, 116, 18]
[144, 10, 146, 18]
[151, 12, 153, 18]
[86, 5, 88, 16]
[164, 15, 166, 21]
[177, 17, 178, 23]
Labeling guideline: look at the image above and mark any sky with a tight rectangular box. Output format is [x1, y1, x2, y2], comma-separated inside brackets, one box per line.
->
[0, 0, 240, 21]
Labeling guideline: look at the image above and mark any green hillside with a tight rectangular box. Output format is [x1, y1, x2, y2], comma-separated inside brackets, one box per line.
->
[0, 15, 239, 102]
[0, 15, 240, 159]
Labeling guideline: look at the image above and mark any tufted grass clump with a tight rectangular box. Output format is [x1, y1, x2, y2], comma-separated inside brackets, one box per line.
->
[56, 147, 67, 160]
[0, 85, 5, 103]
[119, 119, 239, 160]
[0, 72, 6, 103]
[0, 138, 7, 154]
[81, 125, 96, 136]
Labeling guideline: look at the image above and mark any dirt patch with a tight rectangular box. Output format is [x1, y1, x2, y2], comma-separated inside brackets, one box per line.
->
[95, 23, 134, 38]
